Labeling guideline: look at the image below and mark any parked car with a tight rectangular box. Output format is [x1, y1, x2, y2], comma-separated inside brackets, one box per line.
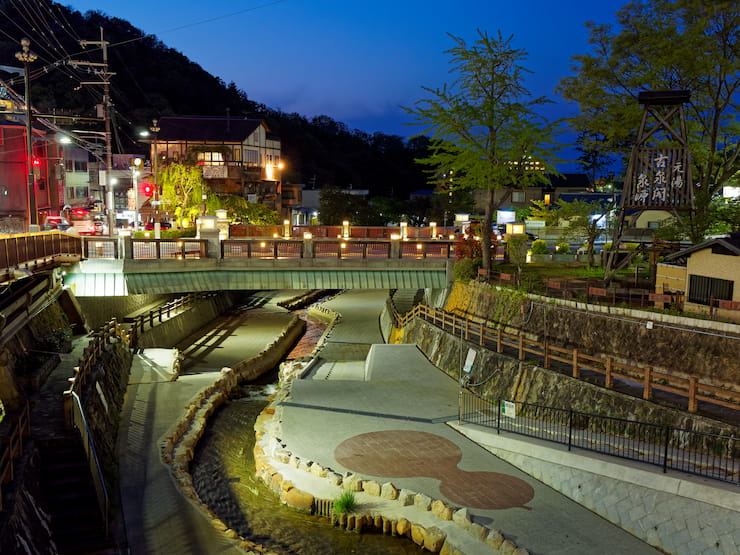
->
[144, 221, 172, 231]
[41, 215, 71, 231]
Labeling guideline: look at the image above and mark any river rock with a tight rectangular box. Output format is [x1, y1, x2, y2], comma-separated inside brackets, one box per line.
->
[281, 488, 314, 513]
[411, 523, 426, 546]
[381, 482, 398, 500]
[423, 526, 446, 552]
[414, 493, 432, 511]
[431, 499, 453, 520]
[362, 480, 381, 496]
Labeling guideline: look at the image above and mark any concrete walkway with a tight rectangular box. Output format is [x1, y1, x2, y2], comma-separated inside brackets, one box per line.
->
[116, 301, 296, 554]
[278, 289, 658, 554]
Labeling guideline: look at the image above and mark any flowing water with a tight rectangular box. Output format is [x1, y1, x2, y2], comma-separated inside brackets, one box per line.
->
[191, 381, 423, 554]
[190, 305, 423, 554]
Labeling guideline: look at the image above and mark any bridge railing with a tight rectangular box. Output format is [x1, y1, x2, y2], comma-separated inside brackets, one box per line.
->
[460, 392, 739, 485]
[0, 232, 83, 277]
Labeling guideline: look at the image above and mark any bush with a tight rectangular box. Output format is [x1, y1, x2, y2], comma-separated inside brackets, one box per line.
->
[453, 258, 481, 281]
[556, 242, 571, 254]
[530, 239, 549, 254]
[333, 490, 357, 515]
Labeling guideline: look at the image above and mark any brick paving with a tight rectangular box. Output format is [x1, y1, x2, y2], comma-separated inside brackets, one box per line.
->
[335, 429, 535, 510]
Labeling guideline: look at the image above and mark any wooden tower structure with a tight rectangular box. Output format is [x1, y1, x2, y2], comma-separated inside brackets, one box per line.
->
[605, 90, 694, 282]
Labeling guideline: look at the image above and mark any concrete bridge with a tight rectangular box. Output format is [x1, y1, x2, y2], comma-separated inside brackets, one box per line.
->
[36, 233, 456, 295]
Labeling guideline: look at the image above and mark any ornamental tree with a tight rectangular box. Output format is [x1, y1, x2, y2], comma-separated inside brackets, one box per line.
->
[404, 30, 561, 271]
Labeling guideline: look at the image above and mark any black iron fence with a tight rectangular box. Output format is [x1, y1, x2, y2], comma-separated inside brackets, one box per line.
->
[460, 392, 739, 485]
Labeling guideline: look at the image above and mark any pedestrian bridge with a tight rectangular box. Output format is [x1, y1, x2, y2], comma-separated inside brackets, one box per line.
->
[8, 234, 454, 295]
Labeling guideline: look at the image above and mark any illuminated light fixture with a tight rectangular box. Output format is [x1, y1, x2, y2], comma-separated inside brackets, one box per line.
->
[429, 221, 437, 238]
[400, 221, 408, 240]
[177, 241, 184, 247]
[340, 242, 346, 249]
[449, 234, 456, 240]
[544, 193, 551, 205]
[283, 219, 290, 238]
[303, 232, 312, 239]
[342, 220, 350, 239]
[215, 209, 228, 220]
[390, 233, 401, 240]
[416, 243, 422, 250]
[260, 241, 266, 248]
[273, 233, 279, 238]
[201, 217, 217, 230]
[506, 222, 525, 235]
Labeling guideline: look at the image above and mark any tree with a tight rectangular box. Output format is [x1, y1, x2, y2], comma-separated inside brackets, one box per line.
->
[558, 0, 739, 241]
[530, 198, 612, 266]
[404, 31, 561, 271]
[159, 163, 209, 225]
[205, 195, 279, 224]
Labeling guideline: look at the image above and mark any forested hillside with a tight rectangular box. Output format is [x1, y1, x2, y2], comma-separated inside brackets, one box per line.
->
[0, 0, 429, 199]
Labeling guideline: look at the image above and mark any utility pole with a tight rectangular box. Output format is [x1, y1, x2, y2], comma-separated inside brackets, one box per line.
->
[69, 27, 116, 235]
[15, 38, 38, 231]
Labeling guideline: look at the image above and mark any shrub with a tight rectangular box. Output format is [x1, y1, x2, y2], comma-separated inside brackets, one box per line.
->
[453, 258, 481, 281]
[333, 490, 357, 515]
[530, 239, 549, 254]
[556, 242, 571, 254]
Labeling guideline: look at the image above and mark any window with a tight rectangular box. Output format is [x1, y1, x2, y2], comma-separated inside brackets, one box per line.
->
[688, 275, 734, 306]
[244, 149, 258, 164]
[196, 151, 224, 166]
[512, 191, 525, 203]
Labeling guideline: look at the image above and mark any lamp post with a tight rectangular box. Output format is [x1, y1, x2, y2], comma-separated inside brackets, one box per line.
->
[149, 119, 161, 237]
[15, 38, 38, 231]
[131, 158, 142, 231]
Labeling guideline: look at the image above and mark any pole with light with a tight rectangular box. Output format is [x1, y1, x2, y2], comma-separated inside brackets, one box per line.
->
[150, 119, 161, 238]
[131, 158, 142, 231]
[15, 38, 38, 231]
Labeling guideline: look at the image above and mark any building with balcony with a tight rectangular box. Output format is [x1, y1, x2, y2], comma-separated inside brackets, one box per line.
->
[150, 116, 283, 213]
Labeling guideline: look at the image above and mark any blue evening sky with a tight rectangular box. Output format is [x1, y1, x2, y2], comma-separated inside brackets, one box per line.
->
[64, 0, 626, 164]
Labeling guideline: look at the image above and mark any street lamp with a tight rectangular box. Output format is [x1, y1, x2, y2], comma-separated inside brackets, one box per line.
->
[15, 38, 38, 231]
[150, 119, 161, 237]
[131, 158, 142, 231]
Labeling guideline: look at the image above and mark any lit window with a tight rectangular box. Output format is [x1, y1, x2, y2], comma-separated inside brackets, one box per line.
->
[196, 152, 224, 166]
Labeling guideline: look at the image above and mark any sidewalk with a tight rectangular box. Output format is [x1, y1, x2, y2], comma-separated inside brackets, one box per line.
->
[275, 289, 658, 554]
[116, 305, 296, 554]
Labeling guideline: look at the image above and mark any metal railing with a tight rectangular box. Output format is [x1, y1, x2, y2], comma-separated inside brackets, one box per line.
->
[69, 391, 109, 535]
[126, 293, 204, 346]
[460, 392, 739, 485]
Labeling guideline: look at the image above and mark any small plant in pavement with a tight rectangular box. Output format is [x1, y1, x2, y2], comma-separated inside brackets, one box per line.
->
[332, 490, 357, 514]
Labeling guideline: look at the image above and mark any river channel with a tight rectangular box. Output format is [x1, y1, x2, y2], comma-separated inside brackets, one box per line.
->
[189, 305, 423, 554]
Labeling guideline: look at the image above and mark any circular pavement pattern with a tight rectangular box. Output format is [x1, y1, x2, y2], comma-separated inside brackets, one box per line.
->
[335, 430, 534, 510]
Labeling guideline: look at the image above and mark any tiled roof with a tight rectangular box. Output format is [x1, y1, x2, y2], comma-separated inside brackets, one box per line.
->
[156, 116, 264, 142]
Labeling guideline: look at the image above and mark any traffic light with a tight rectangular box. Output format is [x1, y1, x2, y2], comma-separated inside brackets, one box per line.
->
[140, 182, 155, 197]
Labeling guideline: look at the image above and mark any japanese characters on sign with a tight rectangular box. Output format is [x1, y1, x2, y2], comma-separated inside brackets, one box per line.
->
[630, 149, 689, 207]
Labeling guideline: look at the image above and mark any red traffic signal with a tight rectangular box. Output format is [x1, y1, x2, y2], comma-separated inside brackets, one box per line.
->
[140, 182, 155, 197]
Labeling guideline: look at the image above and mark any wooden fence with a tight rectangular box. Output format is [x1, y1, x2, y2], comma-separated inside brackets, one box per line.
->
[396, 304, 740, 414]
[0, 400, 30, 512]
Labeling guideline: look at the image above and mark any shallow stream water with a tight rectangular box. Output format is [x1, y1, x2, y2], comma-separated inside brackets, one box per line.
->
[191, 382, 423, 554]
[190, 305, 423, 554]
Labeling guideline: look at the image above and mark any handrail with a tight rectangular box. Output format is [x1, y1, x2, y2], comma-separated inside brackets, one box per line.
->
[0, 400, 30, 512]
[69, 391, 109, 535]
[127, 293, 201, 346]
[460, 392, 739, 485]
[395, 303, 740, 414]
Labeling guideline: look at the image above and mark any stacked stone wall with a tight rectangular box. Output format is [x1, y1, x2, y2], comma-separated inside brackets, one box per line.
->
[444, 281, 740, 389]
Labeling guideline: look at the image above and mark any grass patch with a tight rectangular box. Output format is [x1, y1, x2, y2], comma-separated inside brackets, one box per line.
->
[332, 490, 357, 515]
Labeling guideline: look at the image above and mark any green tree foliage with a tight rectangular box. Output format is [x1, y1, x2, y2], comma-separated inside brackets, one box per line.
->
[530, 198, 611, 266]
[159, 163, 208, 225]
[205, 194, 279, 224]
[404, 31, 560, 271]
[558, 0, 739, 240]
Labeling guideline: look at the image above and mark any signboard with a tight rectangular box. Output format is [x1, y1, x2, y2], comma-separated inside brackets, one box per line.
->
[502, 400, 517, 419]
[626, 148, 691, 209]
[202, 165, 227, 179]
[462, 348, 476, 374]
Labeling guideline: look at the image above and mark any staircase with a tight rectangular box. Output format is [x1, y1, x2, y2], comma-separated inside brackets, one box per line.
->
[38, 437, 116, 555]
[391, 289, 424, 315]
